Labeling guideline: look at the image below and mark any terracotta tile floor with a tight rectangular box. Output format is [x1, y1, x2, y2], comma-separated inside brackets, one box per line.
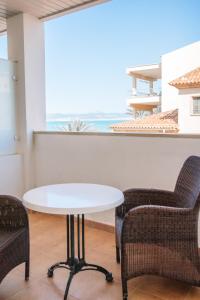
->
[1, 213, 200, 300]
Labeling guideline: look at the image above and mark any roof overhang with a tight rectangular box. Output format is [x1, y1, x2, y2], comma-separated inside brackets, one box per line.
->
[169, 67, 200, 89]
[111, 109, 178, 132]
[126, 64, 161, 80]
[0, 0, 110, 33]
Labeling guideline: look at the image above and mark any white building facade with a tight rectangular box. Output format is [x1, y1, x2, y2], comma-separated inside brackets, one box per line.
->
[169, 67, 200, 133]
[178, 88, 200, 133]
[126, 41, 200, 133]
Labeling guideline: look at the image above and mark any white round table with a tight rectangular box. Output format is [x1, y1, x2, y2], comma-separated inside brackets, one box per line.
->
[23, 183, 124, 300]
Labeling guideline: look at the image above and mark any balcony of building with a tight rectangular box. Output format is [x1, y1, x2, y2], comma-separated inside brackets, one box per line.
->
[126, 64, 161, 114]
[0, 1, 200, 300]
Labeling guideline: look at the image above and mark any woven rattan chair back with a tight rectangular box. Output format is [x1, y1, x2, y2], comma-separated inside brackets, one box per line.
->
[174, 156, 200, 208]
[117, 156, 200, 300]
[0, 195, 29, 283]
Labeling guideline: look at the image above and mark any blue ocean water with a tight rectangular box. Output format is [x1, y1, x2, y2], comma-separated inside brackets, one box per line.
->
[47, 119, 129, 132]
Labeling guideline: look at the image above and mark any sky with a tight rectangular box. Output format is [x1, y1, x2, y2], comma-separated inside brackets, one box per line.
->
[0, 0, 200, 114]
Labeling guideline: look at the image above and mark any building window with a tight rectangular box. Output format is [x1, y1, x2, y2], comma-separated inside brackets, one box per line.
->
[192, 97, 200, 115]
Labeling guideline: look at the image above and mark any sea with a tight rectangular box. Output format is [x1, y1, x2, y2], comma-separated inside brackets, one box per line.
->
[47, 119, 130, 132]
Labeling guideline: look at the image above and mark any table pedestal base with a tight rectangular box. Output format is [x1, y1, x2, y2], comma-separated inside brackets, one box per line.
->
[47, 214, 113, 300]
[48, 259, 113, 299]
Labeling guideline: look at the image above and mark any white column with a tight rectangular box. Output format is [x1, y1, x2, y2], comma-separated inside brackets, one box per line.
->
[132, 76, 137, 96]
[149, 80, 154, 95]
[7, 13, 46, 190]
[129, 105, 136, 119]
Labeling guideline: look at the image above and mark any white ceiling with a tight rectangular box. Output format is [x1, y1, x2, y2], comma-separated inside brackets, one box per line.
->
[0, 0, 108, 33]
[127, 64, 161, 80]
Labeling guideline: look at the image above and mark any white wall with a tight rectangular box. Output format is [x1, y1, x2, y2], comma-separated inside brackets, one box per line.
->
[7, 13, 46, 190]
[161, 41, 200, 111]
[34, 132, 200, 225]
[178, 88, 200, 133]
[0, 154, 24, 197]
[127, 95, 160, 105]
[0, 60, 23, 199]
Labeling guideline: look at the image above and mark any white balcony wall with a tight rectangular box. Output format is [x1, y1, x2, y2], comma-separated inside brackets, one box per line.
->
[0, 60, 23, 197]
[0, 154, 24, 197]
[0, 13, 46, 198]
[0, 59, 17, 154]
[7, 13, 46, 190]
[127, 95, 160, 106]
[34, 132, 200, 225]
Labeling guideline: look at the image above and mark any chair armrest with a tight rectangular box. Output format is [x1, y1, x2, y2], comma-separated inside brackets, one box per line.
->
[0, 195, 29, 230]
[116, 189, 181, 218]
[121, 205, 197, 244]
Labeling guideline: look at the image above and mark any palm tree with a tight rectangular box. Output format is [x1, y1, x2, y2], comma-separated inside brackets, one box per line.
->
[62, 119, 95, 132]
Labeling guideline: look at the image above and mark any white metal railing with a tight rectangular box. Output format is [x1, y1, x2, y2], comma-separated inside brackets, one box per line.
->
[129, 90, 161, 97]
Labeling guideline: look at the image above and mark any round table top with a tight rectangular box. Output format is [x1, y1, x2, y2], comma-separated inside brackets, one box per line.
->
[23, 183, 124, 215]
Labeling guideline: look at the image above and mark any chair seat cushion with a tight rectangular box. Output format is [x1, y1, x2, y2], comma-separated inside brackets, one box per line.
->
[116, 216, 124, 248]
[0, 228, 26, 251]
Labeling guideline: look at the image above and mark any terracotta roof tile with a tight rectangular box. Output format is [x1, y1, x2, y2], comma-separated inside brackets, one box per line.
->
[111, 109, 178, 132]
[169, 67, 200, 89]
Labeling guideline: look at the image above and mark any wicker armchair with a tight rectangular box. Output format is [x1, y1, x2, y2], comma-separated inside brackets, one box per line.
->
[115, 156, 200, 300]
[0, 195, 30, 283]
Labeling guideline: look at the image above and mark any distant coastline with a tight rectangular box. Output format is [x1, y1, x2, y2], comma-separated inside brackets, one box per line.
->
[46, 113, 131, 132]
[47, 117, 130, 122]
[47, 112, 131, 122]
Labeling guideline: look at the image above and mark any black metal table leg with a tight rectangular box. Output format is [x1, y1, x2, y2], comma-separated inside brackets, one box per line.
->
[64, 271, 75, 300]
[47, 214, 113, 300]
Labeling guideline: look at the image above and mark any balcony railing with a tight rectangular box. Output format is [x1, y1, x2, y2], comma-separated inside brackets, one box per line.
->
[129, 90, 161, 98]
[127, 94, 161, 106]
[34, 131, 200, 225]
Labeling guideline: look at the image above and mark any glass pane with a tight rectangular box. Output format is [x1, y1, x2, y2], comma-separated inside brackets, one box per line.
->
[0, 59, 17, 155]
[193, 97, 200, 114]
[0, 35, 8, 59]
